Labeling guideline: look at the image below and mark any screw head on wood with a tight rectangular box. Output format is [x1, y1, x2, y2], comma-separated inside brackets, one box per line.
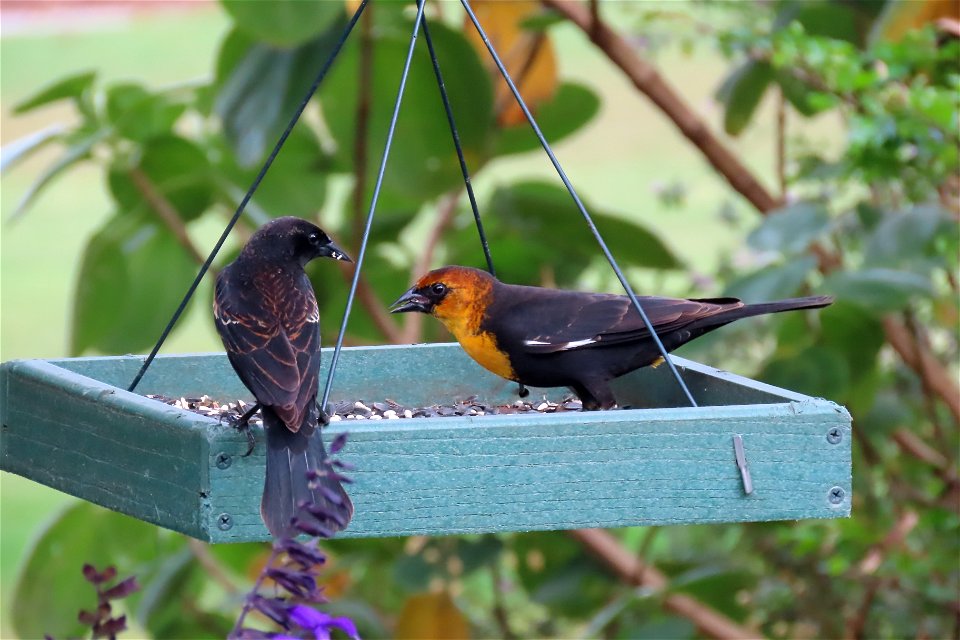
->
[826, 428, 842, 444]
[217, 513, 233, 530]
[828, 486, 845, 504]
[216, 452, 232, 469]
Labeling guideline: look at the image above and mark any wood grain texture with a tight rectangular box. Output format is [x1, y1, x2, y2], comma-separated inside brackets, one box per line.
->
[1, 344, 851, 543]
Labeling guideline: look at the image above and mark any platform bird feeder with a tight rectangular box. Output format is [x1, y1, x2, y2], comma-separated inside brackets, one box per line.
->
[1, 0, 851, 543]
[0, 344, 850, 543]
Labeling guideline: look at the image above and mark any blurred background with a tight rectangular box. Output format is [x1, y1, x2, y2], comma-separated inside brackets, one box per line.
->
[1, 0, 957, 638]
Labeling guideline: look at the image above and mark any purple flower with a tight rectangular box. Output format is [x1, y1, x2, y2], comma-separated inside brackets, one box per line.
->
[289, 605, 360, 640]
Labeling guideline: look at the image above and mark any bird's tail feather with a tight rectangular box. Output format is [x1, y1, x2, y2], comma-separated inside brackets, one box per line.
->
[261, 409, 354, 538]
[733, 295, 834, 319]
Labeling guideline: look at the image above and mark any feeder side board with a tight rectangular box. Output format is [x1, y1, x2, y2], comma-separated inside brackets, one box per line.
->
[1, 347, 852, 543]
[0, 360, 216, 540]
[205, 401, 851, 542]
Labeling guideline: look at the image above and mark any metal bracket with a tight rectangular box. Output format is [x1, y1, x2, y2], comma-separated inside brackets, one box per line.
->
[733, 435, 754, 495]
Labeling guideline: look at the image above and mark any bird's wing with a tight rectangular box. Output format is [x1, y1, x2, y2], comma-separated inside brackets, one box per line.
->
[214, 272, 321, 429]
[519, 293, 742, 353]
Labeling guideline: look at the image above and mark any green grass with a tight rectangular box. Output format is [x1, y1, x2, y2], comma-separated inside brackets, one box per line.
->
[0, 4, 843, 637]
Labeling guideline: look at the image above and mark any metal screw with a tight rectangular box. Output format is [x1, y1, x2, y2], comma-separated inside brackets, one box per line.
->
[217, 513, 233, 530]
[828, 486, 845, 504]
[215, 452, 232, 469]
[826, 428, 842, 445]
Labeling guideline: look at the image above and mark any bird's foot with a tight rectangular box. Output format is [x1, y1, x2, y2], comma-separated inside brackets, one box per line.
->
[517, 383, 529, 398]
[234, 402, 261, 457]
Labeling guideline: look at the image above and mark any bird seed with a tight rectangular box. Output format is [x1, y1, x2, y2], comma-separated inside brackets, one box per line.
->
[145, 393, 584, 425]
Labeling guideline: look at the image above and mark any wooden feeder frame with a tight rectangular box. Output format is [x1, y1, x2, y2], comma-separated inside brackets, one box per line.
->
[1, 344, 851, 543]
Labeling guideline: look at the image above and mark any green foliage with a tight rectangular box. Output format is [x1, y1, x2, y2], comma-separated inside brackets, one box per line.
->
[5, 0, 958, 638]
[221, 0, 344, 48]
[71, 216, 199, 354]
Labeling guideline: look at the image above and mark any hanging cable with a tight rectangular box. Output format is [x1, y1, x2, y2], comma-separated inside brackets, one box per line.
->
[460, 0, 698, 407]
[421, 12, 495, 277]
[320, 0, 428, 413]
[127, 1, 370, 393]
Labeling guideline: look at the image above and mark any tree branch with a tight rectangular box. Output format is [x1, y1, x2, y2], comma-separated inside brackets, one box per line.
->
[541, 0, 782, 214]
[350, 5, 374, 255]
[882, 316, 960, 424]
[128, 167, 208, 268]
[187, 539, 240, 595]
[845, 510, 919, 639]
[569, 529, 760, 640]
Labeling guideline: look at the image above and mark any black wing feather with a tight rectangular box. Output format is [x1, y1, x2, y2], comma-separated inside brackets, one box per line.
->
[506, 286, 742, 354]
[214, 268, 321, 429]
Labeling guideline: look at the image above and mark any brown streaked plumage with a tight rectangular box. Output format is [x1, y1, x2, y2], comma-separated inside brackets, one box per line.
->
[214, 216, 353, 538]
[391, 266, 834, 409]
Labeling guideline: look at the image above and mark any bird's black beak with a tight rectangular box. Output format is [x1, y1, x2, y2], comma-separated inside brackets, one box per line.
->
[390, 287, 432, 314]
[321, 240, 352, 263]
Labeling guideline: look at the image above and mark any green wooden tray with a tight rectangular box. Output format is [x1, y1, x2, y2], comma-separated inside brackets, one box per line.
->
[0, 343, 851, 543]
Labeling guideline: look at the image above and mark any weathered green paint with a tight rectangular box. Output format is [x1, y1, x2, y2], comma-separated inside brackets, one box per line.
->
[0, 344, 851, 543]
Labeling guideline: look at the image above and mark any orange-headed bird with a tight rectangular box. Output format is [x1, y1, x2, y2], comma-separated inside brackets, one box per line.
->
[391, 266, 833, 409]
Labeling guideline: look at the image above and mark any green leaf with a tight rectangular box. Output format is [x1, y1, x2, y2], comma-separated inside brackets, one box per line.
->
[8, 129, 105, 221]
[71, 215, 199, 355]
[137, 547, 234, 638]
[215, 40, 297, 166]
[759, 345, 851, 399]
[716, 60, 773, 136]
[476, 181, 682, 284]
[512, 532, 610, 615]
[773, 1, 876, 46]
[214, 21, 350, 166]
[819, 301, 885, 373]
[105, 83, 186, 142]
[821, 267, 935, 312]
[0, 123, 66, 173]
[864, 205, 950, 268]
[458, 535, 504, 574]
[220, 0, 344, 48]
[724, 255, 817, 301]
[13, 69, 96, 114]
[11, 501, 169, 640]
[493, 82, 601, 156]
[108, 135, 214, 221]
[775, 67, 827, 116]
[217, 126, 329, 217]
[321, 18, 495, 205]
[747, 201, 831, 255]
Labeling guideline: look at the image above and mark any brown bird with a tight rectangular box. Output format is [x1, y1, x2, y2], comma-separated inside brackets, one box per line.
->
[391, 266, 833, 409]
[213, 216, 353, 538]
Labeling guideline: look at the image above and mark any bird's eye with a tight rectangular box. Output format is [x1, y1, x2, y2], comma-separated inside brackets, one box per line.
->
[431, 283, 447, 296]
[307, 233, 321, 245]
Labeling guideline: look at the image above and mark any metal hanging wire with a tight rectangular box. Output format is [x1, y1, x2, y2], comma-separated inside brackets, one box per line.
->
[127, 0, 369, 393]
[319, 0, 429, 413]
[459, 0, 698, 407]
[420, 11, 495, 278]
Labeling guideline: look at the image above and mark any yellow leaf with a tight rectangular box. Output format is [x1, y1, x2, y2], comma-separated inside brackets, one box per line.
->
[395, 592, 470, 640]
[464, 0, 558, 127]
[871, 0, 960, 43]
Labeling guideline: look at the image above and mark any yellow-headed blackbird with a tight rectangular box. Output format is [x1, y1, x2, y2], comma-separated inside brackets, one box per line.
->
[214, 216, 353, 538]
[391, 266, 833, 409]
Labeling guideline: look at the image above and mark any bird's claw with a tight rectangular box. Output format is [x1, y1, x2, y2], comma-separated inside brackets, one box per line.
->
[232, 402, 261, 457]
[232, 418, 257, 457]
